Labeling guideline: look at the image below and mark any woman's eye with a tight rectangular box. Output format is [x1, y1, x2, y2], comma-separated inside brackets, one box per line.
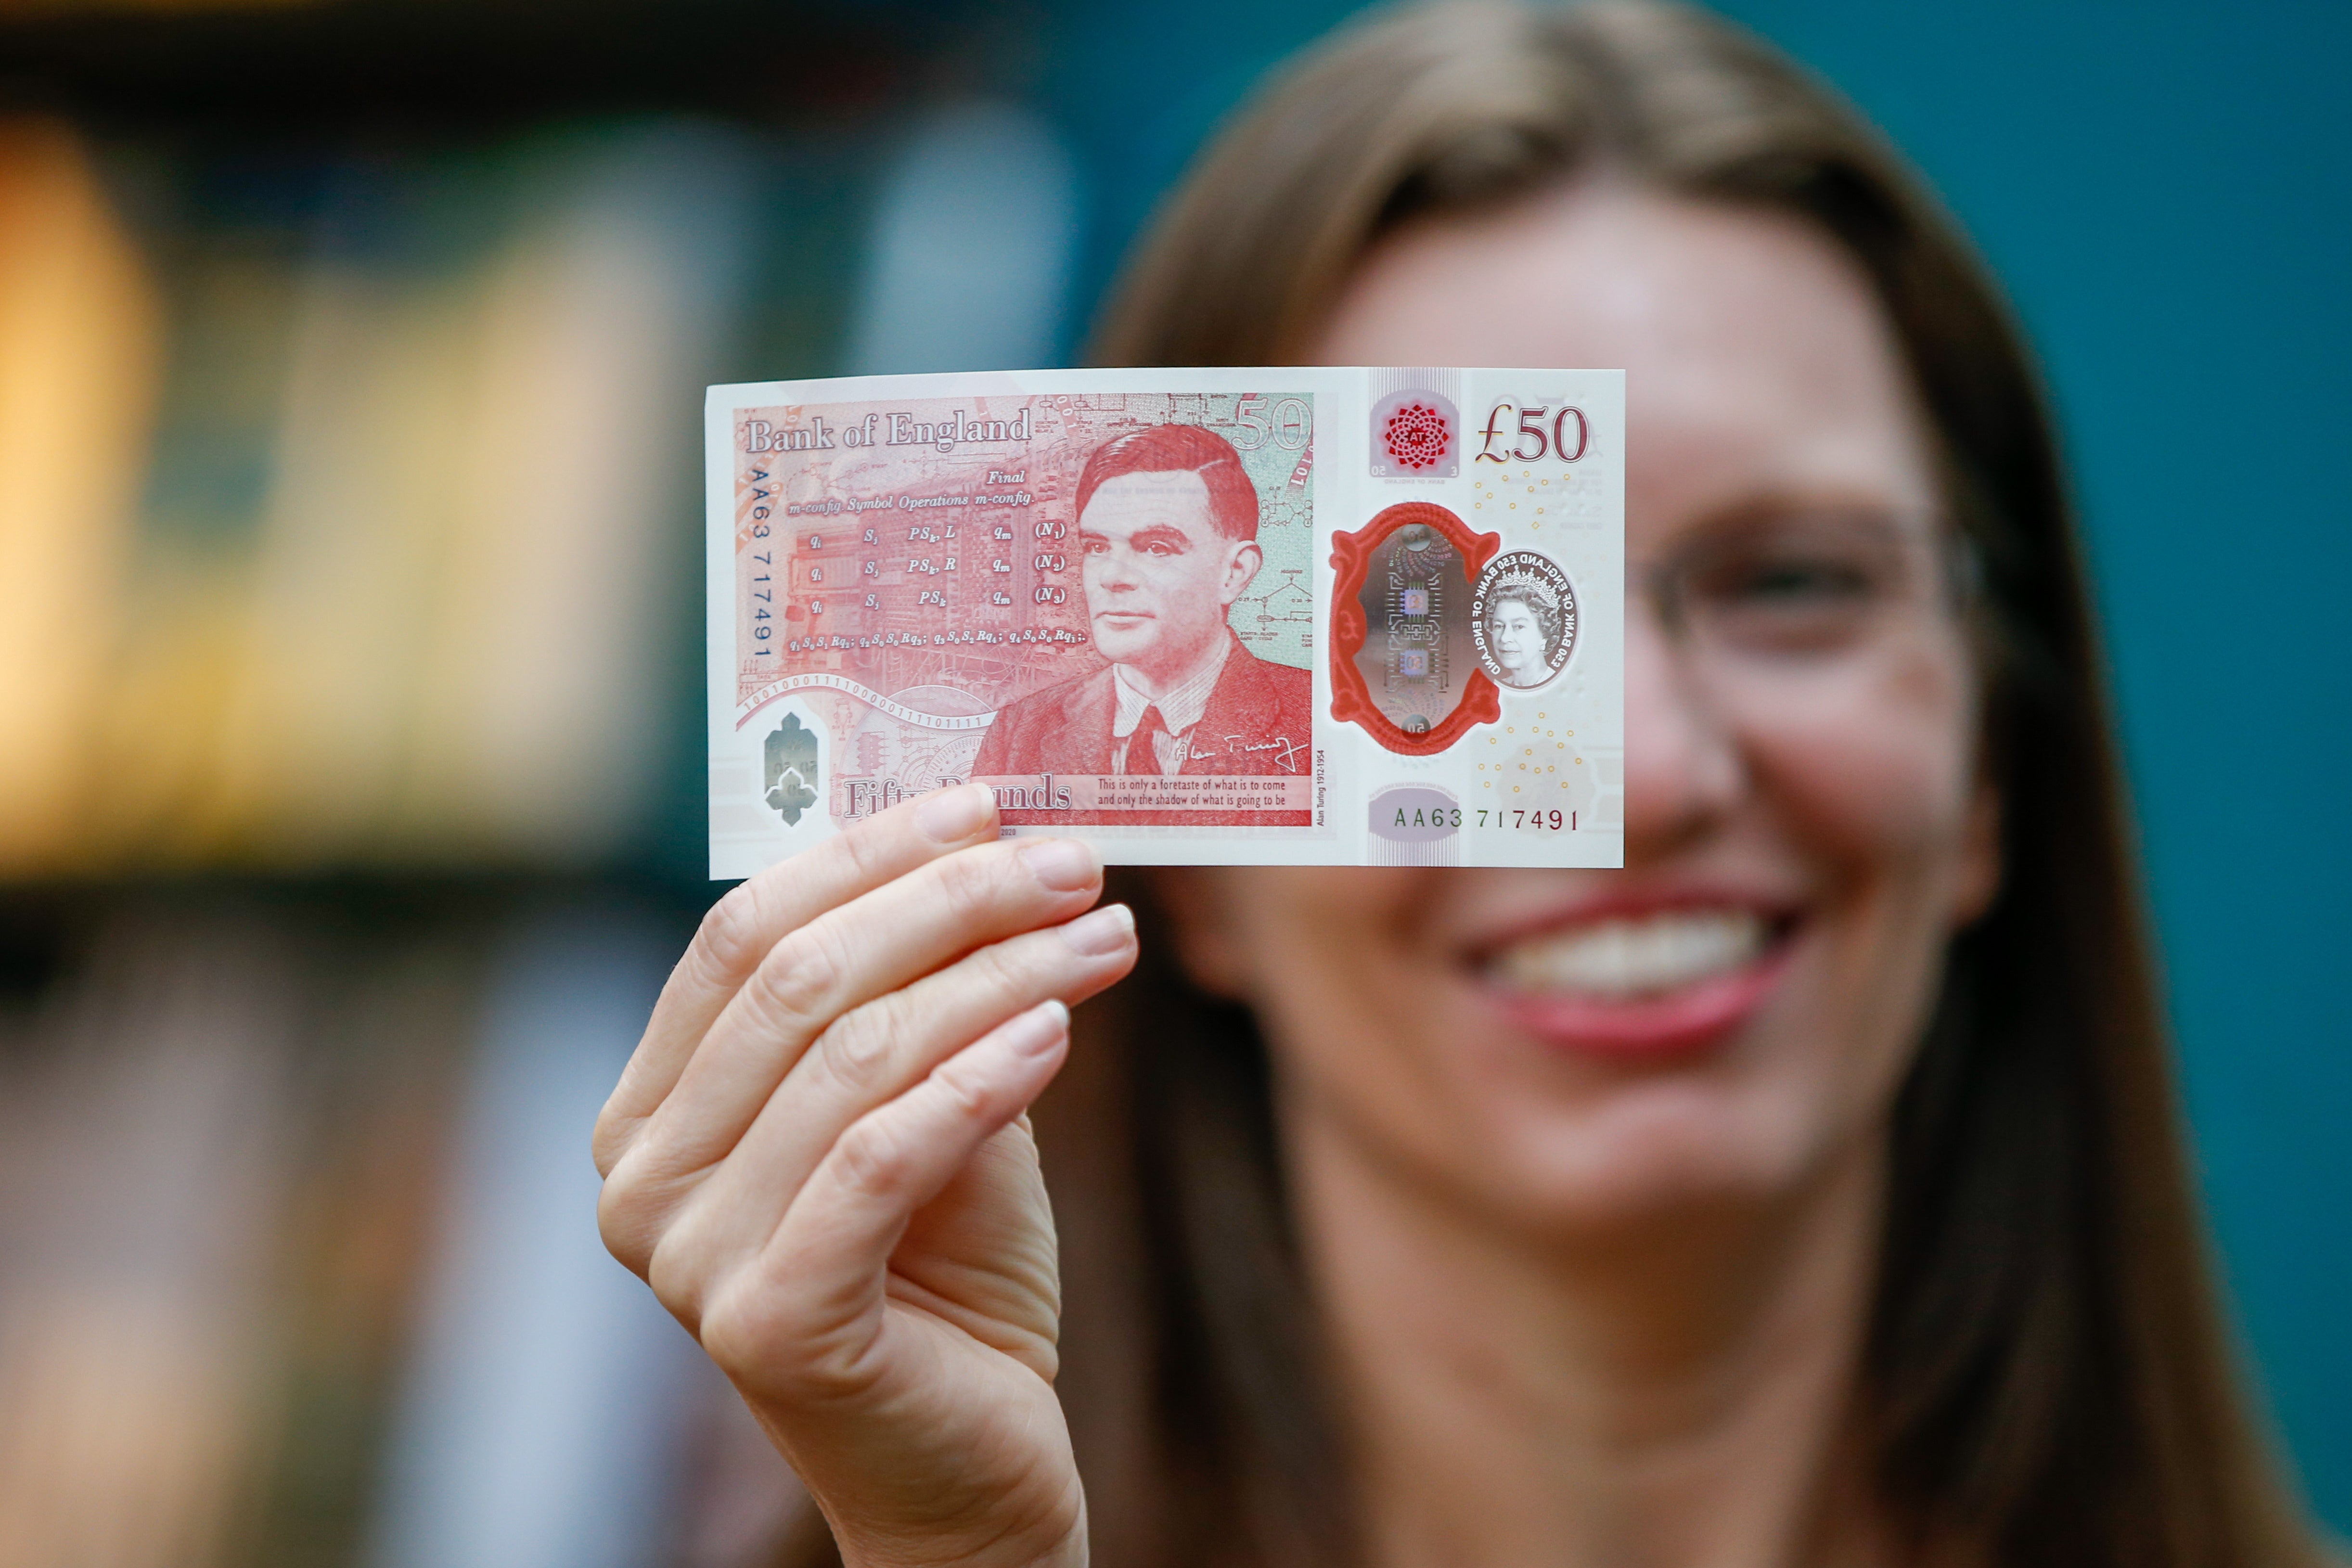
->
[1726, 558, 1874, 604]
[1688, 550, 1893, 653]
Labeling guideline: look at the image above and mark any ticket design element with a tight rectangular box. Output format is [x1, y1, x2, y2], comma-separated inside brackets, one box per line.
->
[708, 368, 1623, 872]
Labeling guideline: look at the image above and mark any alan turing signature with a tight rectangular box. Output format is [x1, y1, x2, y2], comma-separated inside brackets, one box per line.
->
[1194, 733, 1309, 773]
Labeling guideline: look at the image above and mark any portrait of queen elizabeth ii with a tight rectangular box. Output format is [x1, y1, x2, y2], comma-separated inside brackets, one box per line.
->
[1472, 551, 1578, 690]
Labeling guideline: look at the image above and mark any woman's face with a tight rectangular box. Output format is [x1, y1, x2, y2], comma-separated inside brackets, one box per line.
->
[1489, 599, 1546, 681]
[1165, 187, 1998, 1233]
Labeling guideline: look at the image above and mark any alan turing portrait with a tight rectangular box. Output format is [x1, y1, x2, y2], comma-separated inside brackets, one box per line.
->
[971, 424, 1313, 779]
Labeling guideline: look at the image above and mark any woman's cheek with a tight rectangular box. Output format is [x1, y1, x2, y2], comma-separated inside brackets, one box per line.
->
[1228, 869, 1425, 1017]
[1233, 870, 1474, 1144]
[1737, 653, 1981, 1125]
[1741, 657, 1979, 874]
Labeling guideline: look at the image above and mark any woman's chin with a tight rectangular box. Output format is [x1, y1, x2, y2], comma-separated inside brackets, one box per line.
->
[1488, 1083, 1820, 1231]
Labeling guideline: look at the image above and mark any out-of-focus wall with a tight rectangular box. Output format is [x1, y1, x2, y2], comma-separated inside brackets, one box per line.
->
[1038, 0, 2352, 1530]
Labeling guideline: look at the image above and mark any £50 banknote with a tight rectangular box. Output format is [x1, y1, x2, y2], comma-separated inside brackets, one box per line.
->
[707, 368, 1623, 873]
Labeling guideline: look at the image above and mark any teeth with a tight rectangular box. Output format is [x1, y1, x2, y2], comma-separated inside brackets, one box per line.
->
[1492, 910, 1768, 999]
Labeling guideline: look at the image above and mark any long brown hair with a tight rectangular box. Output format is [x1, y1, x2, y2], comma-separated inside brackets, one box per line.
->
[1067, 3, 2326, 1567]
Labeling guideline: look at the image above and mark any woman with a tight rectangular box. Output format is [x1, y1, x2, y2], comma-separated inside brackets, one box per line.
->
[1482, 580, 1567, 688]
[594, 3, 2331, 1565]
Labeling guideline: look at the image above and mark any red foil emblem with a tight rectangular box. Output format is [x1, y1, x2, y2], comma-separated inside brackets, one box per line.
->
[1368, 388, 1460, 479]
[1328, 501, 1502, 755]
[1382, 401, 1451, 470]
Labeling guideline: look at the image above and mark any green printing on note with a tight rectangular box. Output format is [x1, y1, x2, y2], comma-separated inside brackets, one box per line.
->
[765, 715, 820, 825]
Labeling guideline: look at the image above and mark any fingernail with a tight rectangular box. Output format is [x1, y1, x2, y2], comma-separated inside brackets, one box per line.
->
[1019, 837, 1099, 893]
[916, 783, 994, 842]
[1059, 903, 1134, 957]
[1010, 999, 1071, 1055]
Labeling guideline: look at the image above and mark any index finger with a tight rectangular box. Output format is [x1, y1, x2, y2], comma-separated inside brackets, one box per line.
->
[601, 784, 1000, 1148]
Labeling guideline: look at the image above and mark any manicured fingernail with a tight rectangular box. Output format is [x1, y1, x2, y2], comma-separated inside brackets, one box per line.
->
[1010, 999, 1071, 1055]
[1059, 903, 1134, 956]
[1019, 837, 1098, 892]
[916, 783, 994, 842]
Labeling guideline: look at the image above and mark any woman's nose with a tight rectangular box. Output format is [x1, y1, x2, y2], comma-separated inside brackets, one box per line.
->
[1621, 602, 1746, 859]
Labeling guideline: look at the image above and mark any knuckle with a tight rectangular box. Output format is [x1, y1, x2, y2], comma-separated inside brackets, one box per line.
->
[932, 844, 1010, 925]
[743, 921, 848, 1033]
[590, 1103, 636, 1179]
[700, 1272, 874, 1403]
[694, 1282, 772, 1384]
[638, 1190, 758, 1335]
[832, 1114, 915, 1199]
[643, 1233, 715, 1331]
[837, 810, 900, 883]
[965, 936, 1037, 1001]
[696, 880, 774, 977]
[596, 1170, 660, 1276]
[929, 1054, 998, 1124]
[812, 999, 898, 1090]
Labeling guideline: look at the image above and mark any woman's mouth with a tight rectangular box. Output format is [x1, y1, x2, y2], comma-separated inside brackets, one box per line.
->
[1479, 906, 1794, 1058]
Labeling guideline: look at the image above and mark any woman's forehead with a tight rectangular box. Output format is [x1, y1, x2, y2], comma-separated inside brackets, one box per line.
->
[1314, 185, 1937, 517]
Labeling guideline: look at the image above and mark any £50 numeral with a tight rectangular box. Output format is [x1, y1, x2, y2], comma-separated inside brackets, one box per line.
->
[1474, 403, 1589, 464]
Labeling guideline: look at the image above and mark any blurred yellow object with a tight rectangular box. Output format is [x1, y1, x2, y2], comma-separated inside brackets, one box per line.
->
[152, 256, 480, 866]
[0, 122, 771, 877]
[188, 132, 734, 871]
[397, 134, 740, 868]
[0, 118, 162, 878]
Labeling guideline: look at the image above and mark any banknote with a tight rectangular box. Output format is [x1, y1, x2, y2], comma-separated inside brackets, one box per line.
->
[707, 368, 1623, 872]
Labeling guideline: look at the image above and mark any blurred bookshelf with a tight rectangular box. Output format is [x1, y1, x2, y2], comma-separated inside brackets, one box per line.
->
[0, 3, 1055, 1563]
[0, 0, 1039, 883]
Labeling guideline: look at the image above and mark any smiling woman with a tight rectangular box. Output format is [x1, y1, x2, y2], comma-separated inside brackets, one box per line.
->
[594, 3, 2334, 1567]
[1082, 3, 2329, 1565]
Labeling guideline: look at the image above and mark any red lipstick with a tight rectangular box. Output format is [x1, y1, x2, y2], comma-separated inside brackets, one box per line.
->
[1469, 891, 1799, 1060]
[1483, 945, 1791, 1059]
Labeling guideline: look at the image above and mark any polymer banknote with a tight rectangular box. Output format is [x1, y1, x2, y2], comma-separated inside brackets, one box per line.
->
[707, 368, 1623, 873]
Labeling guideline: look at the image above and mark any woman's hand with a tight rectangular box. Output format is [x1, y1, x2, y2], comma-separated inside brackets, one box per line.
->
[593, 784, 1136, 1568]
